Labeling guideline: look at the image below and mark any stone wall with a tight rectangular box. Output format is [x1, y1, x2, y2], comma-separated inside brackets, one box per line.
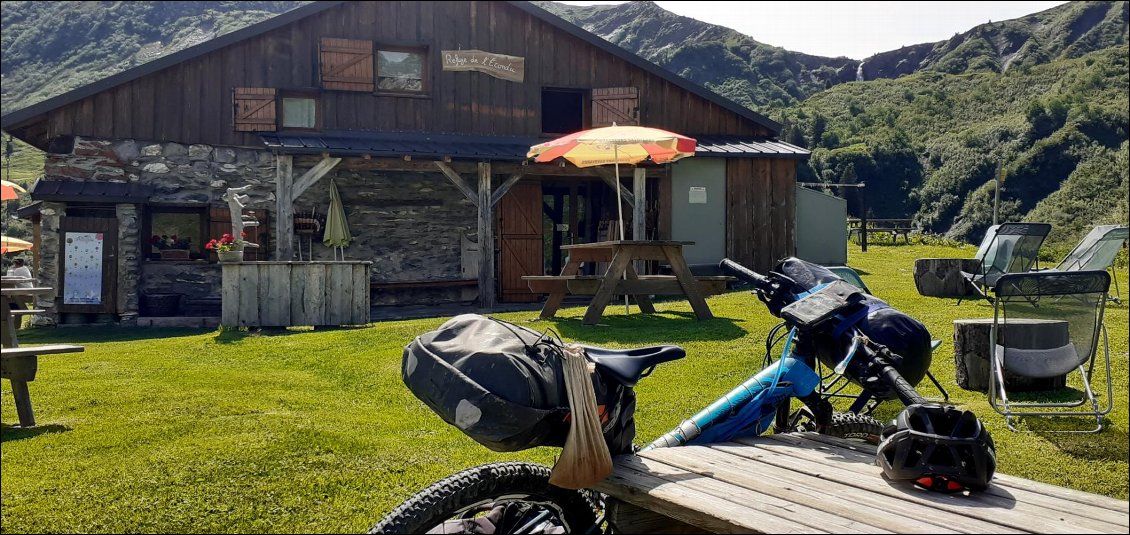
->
[39, 136, 479, 315]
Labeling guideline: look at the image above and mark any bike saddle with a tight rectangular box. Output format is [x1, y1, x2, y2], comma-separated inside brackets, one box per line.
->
[580, 345, 686, 387]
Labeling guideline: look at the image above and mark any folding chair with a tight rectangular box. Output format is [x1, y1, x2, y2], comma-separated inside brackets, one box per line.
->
[989, 271, 1113, 432]
[1048, 225, 1128, 304]
[958, 222, 1051, 304]
[826, 265, 872, 294]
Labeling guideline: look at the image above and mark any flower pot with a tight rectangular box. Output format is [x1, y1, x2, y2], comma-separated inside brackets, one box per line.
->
[159, 249, 190, 260]
[217, 250, 244, 263]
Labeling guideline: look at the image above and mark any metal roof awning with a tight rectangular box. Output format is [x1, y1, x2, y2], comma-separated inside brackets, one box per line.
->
[31, 180, 153, 203]
[694, 136, 811, 159]
[260, 131, 543, 161]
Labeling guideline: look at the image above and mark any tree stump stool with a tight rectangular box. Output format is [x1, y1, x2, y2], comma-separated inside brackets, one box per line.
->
[914, 258, 980, 297]
[953, 318, 1069, 392]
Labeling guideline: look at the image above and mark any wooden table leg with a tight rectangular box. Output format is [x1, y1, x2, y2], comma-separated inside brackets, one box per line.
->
[584, 246, 636, 325]
[663, 245, 713, 320]
[10, 380, 36, 427]
[1, 298, 18, 348]
[624, 264, 656, 314]
[540, 259, 582, 319]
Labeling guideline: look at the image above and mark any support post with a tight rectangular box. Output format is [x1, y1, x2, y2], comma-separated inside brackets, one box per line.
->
[633, 167, 647, 274]
[276, 155, 294, 261]
[478, 162, 495, 309]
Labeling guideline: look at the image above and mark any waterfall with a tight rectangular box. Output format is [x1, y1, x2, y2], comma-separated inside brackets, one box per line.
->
[856, 61, 865, 82]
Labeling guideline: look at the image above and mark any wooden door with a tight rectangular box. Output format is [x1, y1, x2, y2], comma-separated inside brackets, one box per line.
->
[498, 181, 543, 303]
[58, 217, 118, 314]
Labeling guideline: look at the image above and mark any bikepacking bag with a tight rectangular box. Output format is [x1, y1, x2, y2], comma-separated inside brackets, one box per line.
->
[774, 257, 933, 389]
[402, 314, 634, 453]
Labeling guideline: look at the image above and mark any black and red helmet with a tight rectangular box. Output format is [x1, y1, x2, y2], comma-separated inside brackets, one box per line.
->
[877, 404, 997, 492]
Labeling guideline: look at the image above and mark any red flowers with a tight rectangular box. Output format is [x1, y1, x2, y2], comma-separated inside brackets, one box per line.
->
[205, 233, 245, 252]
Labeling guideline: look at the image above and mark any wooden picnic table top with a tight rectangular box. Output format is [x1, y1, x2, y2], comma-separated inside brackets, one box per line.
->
[596, 432, 1128, 534]
[561, 240, 696, 249]
[1, 287, 56, 297]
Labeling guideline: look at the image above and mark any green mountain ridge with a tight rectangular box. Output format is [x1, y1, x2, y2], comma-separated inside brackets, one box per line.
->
[1, 1, 1127, 247]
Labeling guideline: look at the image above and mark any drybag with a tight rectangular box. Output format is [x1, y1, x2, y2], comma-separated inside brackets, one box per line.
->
[402, 314, 634, 452]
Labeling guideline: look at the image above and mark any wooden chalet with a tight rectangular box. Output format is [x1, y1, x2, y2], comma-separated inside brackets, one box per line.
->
[1, 0, 808, 323]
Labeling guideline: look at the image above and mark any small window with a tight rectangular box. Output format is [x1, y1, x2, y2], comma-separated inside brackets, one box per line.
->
[147, 208, 206, 260]
[282, 96, 317, 129]
[542, 89, 585, 134]
[377, 48, 426, 92]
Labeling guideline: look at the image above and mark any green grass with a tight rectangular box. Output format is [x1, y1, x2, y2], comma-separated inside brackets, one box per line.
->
[2, 242, 1127, 533]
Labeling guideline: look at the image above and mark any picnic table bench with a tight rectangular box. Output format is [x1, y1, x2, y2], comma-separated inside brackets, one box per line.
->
[848, 218, 914, 244]
[596, 432, 1129, 533]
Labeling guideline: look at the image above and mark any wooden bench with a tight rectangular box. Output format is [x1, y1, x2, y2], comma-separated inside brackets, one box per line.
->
[595, 432, 1130, 533]
[2, 344, 85, 428]
[523, 275, 731, 297]
[9, 309, 47, 316]
[848, 226, 912, 243]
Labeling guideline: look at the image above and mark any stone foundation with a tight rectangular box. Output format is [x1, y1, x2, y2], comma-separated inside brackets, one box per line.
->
[36, 136, 479, 319]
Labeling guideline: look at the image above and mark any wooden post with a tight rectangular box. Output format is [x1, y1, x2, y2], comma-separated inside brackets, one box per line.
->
[275, 155, 294, 261]
[478, 162, 495, 309]
[633, 167, 647, 274]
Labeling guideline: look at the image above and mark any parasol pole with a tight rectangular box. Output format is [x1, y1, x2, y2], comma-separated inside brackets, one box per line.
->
[614, 144, 629, 315]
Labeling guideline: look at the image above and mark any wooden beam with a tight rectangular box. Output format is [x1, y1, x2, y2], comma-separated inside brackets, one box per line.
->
[634, 167, 648, 273]
[290, 156, 342, 201]
[435, 161, 479, 207]
[477, 162, 495, 309]
[490, 173, 525, 207]
[593, 167, 636, 208]
[275, 155, 294, 261]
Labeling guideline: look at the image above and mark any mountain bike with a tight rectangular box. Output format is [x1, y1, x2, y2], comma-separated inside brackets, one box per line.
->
[371, 257, 994, 534]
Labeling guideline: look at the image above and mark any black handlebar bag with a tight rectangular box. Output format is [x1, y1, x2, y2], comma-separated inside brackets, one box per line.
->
[403, 314, 633, 452]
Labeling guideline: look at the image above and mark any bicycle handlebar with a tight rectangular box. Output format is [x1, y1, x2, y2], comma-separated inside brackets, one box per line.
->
[719, 258, 772, 290]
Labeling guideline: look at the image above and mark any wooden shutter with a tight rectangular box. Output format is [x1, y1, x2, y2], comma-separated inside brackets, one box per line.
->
[208, 207, 270, 261]
[320, 38, 375, 91]
[592, 87, 639, 127]
[233, 88, 277, 132]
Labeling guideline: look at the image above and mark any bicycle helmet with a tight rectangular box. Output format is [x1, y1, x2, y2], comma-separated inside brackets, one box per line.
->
[876, 404, 996, 492]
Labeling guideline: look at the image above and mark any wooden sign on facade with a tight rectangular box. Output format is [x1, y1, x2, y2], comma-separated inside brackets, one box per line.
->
[441, 50, 524, 82]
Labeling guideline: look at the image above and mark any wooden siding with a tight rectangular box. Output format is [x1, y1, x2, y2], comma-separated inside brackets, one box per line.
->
[726, 159, 795, 273]
[43, 1, 771, 148]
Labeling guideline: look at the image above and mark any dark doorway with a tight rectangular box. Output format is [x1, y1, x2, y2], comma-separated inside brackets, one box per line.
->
[541, 88, 585, 134]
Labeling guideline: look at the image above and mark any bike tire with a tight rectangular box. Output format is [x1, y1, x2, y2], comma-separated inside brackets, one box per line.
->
[370, 461, 598, 534]
[799, 412, 885, 445]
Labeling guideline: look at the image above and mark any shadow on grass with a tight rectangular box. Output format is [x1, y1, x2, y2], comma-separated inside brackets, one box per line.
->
[211, 324, 371, 344]
[1027, 418, 1129, 460]
[1, 423, 71, 443]
[536, 313, 748, 346]
[15, 326, 210, 345]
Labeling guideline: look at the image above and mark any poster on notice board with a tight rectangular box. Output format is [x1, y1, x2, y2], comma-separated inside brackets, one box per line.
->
[63, 232, 104, 305]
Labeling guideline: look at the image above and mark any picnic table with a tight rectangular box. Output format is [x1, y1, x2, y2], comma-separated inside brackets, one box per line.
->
[1, 277, 83, 427]
[596, 432, 1129, 533]
[848, 218, 914, 244]
[522, 240, 731, 325]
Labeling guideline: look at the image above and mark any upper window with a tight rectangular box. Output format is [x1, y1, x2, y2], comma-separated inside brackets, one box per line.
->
[282, 96, 317, 129]
[377, 48, 426, 93]
[542, 89, 585, 134]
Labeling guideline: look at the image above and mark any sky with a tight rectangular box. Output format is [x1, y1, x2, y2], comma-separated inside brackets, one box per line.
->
[557, 1, 1070, 59]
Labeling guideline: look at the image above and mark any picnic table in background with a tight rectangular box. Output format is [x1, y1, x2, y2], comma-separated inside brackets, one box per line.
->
[848, 218, 914, 245]
[523, 240, 731, 325]
[1, 277, 83, 427]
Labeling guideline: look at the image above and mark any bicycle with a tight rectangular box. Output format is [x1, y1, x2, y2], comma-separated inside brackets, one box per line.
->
[372, 257, 995, 534]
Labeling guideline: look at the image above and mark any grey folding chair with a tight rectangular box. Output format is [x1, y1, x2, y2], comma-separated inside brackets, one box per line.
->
[1051, 225, 1128, 304]
[958, 222, 1052, 304]
[826, 265, 871, 294]
[989, 271, 1113, 432]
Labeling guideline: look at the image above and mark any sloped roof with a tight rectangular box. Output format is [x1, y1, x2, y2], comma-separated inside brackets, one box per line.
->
[2, 1, 781, 134]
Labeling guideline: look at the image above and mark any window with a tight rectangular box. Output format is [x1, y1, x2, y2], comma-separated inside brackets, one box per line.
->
[377, 48, 426, 93]
[146, 207, 206, 260]
[282, 96, 317, 129]
[542, 89, 585, 134]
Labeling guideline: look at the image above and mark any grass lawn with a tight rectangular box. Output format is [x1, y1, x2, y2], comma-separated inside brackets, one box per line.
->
[2, 242, 1127, 533]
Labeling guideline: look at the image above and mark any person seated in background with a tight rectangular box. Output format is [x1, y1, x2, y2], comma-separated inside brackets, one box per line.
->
[5, 258, 33, 310]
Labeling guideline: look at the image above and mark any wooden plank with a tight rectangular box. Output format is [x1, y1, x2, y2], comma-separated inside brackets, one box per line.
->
[1, 345, 84, 358]
[605, 499, 710, 535]
[238, 264, 259, 327]
[594, 455, 829, 533]
[265, 263, 291, 327]
[327, 263, 352, 326]
[732, 436, 1120, 534]
[663, 244, 713, 319]
[291, 157, 342, 201]
[351, 263, 369, 324]
[304, 264, 327, 326]
[221, 263, 239, 327]
[478, 162, 496, 308]
[290, 265, 308, 326]
[769, 433, 1130, 526]
[276, 155, 294, 261]
[435, 161, 479, 206]
[112, 84, 132, 139]
[643, 446, 965, 534]
[633, 167, 647, 245]
[490, 173, 525, 207]
[593, 167, 636, 208]
[257, 263, 273, 326]
[582, 245, 636, 325]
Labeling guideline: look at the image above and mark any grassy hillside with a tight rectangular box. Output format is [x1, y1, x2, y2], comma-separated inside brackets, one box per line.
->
[782, 46, 1129, 247]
